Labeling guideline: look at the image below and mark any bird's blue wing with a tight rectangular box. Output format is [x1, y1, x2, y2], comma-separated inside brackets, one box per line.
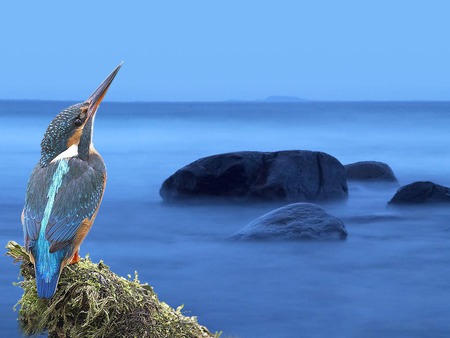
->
[45, 157, 105, 252]
[22, 163, 55, 250]
[22, 157, 105, 253]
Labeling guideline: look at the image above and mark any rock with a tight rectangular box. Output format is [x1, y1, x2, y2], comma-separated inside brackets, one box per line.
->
[6, 241, 215, 338]
[232, 203, 348, 241]
[344, 161, 397, 182]
[389, 181, 450, 204]
[160, 151, 348, 202]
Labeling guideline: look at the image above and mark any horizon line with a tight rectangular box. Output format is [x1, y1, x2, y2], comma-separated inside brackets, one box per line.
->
[2, 98, 450, 104]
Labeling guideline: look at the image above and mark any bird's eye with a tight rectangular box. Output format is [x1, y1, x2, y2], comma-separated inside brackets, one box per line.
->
[74, 118, 83, 127]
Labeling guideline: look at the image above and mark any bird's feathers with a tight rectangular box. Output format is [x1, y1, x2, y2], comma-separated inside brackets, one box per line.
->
[23, 155, 105, 255]
[22, 154, 105, 298]
[45, 158, 104, 247]
[36, 271, 61, 299]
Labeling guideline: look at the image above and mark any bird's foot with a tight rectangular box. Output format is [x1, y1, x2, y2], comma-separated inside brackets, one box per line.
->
[70, 251, 80, 264]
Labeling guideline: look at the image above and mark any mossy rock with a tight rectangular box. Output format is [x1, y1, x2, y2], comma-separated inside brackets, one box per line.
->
[6, 241, 218, 338]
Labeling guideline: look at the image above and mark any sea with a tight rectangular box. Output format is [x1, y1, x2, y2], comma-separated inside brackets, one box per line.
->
[0, 101, 449, 338]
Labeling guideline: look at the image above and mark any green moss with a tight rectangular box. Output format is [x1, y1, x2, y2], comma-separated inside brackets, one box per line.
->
[6, 241, 220, 338]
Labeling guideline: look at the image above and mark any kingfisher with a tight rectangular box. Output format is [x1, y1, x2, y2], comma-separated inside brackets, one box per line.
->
[21, 63, 122, 299]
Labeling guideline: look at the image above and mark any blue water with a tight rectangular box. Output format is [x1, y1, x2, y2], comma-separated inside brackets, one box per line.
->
[1, 101, 450, 337]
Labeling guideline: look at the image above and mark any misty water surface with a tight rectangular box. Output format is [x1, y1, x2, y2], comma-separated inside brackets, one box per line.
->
[1, 101, 449, 337]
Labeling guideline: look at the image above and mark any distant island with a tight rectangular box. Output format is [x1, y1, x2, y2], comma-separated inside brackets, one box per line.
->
[226, 95, 308, 103]
[264, 95, 307, 102]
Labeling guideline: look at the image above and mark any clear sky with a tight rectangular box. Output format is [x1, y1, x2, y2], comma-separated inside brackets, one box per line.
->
[2, 1, 450, 101]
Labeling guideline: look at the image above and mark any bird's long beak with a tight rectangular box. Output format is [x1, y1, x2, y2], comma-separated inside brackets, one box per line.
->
[86, 62, 123, 118]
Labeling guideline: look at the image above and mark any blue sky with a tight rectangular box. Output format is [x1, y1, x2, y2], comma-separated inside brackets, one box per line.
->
[2, 1, 450, 101]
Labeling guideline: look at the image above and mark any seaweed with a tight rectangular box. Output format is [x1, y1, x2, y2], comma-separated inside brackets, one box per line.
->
[6, 241, 219, 338]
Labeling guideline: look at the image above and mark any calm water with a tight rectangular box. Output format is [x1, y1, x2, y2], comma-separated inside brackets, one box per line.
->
[1, 101, 450, 337]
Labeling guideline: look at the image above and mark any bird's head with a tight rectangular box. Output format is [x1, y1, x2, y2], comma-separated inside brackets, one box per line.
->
[39, 63, 122, 166]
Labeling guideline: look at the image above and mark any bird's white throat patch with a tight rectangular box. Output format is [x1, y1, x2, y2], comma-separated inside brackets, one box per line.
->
[51, 144, 79, 163]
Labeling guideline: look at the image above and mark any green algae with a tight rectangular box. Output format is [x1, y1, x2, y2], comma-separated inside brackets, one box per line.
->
[6, 241, 219, 338]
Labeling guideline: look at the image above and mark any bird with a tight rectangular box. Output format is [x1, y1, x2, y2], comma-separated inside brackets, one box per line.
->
[21, 63, 122, 299]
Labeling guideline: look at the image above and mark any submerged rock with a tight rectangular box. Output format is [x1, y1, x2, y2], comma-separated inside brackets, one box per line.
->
[389, 181, 450, 204]
[160, 151, 348, 203]
[344, 161, 397, 182]
[232, 203, 348, 241]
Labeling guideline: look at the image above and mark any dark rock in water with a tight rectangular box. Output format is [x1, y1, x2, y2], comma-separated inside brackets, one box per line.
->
[160, 151, 348, 202]
[389, 181, 450, 204]
[232, 203, 348, 241]
[344, 161, 397, 182]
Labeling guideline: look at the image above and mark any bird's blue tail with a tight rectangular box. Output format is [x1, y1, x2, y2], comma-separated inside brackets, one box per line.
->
[33, 239, 66, 299]
[35, 270, 61, 299]
[32, 224, 67, 298]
